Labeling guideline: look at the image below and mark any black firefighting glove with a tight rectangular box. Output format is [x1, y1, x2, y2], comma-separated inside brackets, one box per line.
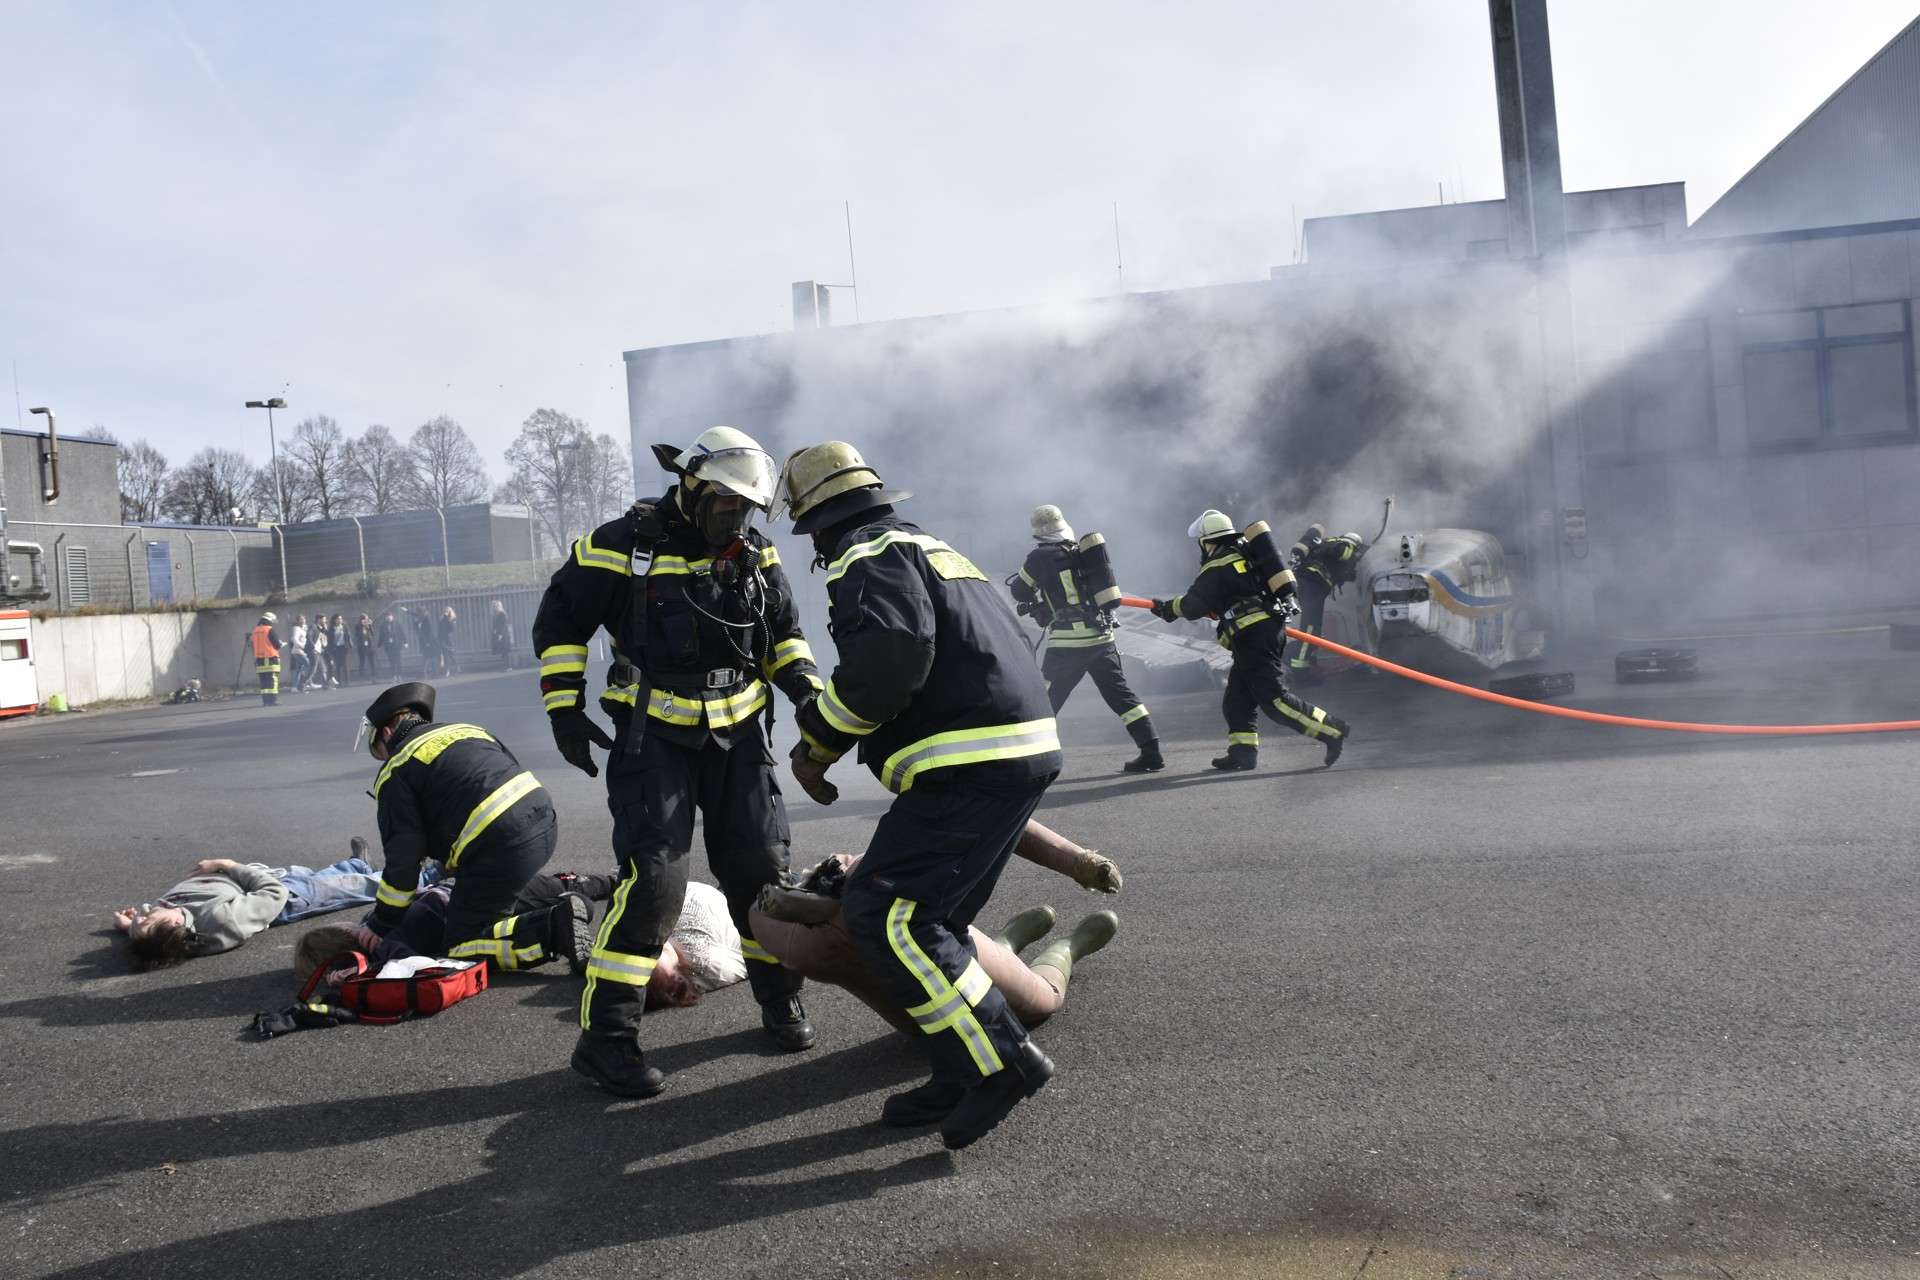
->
[549, 708, 614, 778]
[1149, 598, 1178, 622]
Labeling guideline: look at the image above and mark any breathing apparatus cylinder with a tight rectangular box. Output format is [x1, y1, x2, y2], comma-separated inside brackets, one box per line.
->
[1075, 532, 1122, 610]
[1240, 521, 1297, 598]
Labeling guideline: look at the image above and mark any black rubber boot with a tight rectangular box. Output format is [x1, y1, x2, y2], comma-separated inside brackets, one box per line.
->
[761, 994, 817, 1052]
[571, 1032, 665, 1098]
[881, 1079, 967, 1128]
[547, 893, 594, 975]
[1322, 718, 1351, 768]
[555, 871, 617, 902]
[1121, 741, 1165, 774]
[1210, 744, 1258, 772]
[941, 1039, 1055, 1151]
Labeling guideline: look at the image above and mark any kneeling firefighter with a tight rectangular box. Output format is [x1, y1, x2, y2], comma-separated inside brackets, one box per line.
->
[1008, 505, 1162, 773]
[1151, 510, 1351, 769]
[779, 441, 1063, 1151]
[531, 425, 825, 1098]
[1287, 523, 1365, 676]
[359, 682, 592, 975]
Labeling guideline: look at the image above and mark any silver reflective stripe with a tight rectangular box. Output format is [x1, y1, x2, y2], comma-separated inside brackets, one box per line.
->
[880, 720, 1060, 793]
[955, 959, 992, 1006]
[912, 988, 968, 1030]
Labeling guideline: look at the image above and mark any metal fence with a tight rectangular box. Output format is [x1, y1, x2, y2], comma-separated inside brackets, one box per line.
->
[384, 585, 607, 674]
[14, 504, 545, 613]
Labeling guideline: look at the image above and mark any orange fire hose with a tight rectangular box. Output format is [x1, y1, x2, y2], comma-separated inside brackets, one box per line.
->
[1114, 595, 1920, 736]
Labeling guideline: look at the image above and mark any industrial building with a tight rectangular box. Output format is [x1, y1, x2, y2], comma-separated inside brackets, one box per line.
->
[619, 10, 1920, 642]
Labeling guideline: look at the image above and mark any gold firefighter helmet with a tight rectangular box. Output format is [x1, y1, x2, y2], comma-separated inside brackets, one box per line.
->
[777, 441, 912, 535]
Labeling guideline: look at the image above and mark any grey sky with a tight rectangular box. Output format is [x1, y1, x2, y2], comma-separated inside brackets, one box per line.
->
[2, 1, 1913, 472]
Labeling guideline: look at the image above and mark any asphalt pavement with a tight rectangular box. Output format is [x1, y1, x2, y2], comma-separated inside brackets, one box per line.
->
[3, 634, 1919, 1279]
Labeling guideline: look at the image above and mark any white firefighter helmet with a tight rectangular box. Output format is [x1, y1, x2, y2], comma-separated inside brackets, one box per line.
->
[1187, 509, 1237, 542]
[652, 425, 779, 510]
[1030, 504, 1074, 542]
[778, 440, 912, 535]
[260, 610, 277, 623]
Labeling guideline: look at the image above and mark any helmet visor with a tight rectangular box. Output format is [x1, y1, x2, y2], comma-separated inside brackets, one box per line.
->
[688, 447, 778, 510]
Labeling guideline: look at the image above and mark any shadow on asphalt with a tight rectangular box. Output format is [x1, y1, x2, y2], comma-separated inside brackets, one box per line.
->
[1039, 766, 1326, 812]
[0, 965, 293, 1029]
[10, 1037, 947, 1278]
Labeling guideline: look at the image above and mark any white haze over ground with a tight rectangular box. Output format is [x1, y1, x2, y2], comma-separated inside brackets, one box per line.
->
[1, 0, 1915, 474]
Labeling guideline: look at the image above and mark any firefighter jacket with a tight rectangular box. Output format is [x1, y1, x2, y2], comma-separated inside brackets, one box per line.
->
[369, 719, 551, 931]
[1009, 540, 1113, 649]
[1292, 530, 1364, 590]
[251, 625, 280, 659]
[1168, 541, 1286, 649]
[794, 513, 1062, 794]
[530, 490, 822, 750]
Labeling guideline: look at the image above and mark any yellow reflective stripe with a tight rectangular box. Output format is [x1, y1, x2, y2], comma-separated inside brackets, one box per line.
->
[1042, 631, 1112, 649]
[648, 553, 713, 576]
[740, 938, 781, 964]
[1168, 595, 1185, 616]
[763, 637, 814, 675]
[1228, 731, 1259, 746]
[1272, 699, 1339, 739]
[706, 681, 768, 727]
[824, 531, 955, 585]
[1057, 569, 1080, 605]
[819, 679, 880, 737]
[373, 724, 494, 798]
[1017, 566, 1035, 587]
[1228, 610, 1271, 632]
[1201, 550, 1247, 573]
[889, 899, 1003, 1076]
[446, 771, 542, 867]
[540, 658, 587, 676]
[375, 880, 416, 909]
[601, 685, 639, 707]
[1120, 704, 1150, 726]
[880, 718, 1060, 794]
[573, 532, 632, 576]
[544, 689, 580, 711]
[954, 959, 992, 1007]
[758, 545, 781, 568]
[645, 688, 703, 725]
[801, 672, 824, 691]
[448, 936, 544, 969]
[584, 949, 656, 986]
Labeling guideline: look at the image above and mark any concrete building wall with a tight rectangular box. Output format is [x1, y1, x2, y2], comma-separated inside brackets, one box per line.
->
[7, 520, 275, 611]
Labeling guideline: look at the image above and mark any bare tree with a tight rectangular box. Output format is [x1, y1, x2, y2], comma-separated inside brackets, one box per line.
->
[407, 415, 490, 509]
[116, 439, 171, 523]
[162, 448, 256, 525]
[285, 415, 353, 519]
[502, 408, 591, 555]
[250, 461, 316, 524]
[575, 431, 634, 531]
[343, 423, 417, 515]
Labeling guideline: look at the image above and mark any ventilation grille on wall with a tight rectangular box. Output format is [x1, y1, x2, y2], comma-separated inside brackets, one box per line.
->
[65, 546, 92, 606]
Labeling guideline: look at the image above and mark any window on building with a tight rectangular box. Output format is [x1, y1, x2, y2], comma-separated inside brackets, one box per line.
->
[1739, 301, 1916, 449]
[64, 546, 92, 606]
[1580, 319, 1716, 457]
[0, 638, 26, 661]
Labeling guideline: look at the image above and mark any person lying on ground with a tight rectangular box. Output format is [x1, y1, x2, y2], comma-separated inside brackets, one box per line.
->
[293, 870, 614, 987]
[746, 819, 1120, 1049]
[113, 848, 390, 971]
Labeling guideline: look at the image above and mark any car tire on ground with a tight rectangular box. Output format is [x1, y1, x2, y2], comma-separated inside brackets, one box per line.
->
[1614, 648, 1699, 682]
[1488, 671, 1575, 701]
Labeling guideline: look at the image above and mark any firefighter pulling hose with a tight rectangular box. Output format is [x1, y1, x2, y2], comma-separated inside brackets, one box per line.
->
[1117, 596, 1920, 736]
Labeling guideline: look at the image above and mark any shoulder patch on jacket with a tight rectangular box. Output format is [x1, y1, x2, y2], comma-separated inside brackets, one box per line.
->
[926, 549, 987, 582]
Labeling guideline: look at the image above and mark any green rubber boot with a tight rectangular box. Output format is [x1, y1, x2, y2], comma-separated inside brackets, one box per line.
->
[993, 905, 1057, 955]
[1029, 910, 1119, 986]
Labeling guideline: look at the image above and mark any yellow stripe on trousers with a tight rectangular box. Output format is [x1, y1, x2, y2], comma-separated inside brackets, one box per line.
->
[885, 898, 1004, 1077]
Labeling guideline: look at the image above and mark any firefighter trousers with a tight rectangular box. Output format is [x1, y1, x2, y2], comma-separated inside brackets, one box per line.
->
[1287, 576, 1331, 671]
[580, 715, 801, 1036]
[1224, 626, 1346, 750]
[442, 801, 567, 970]
[255, 656, 280, 705]
[1040, 639, 1156, 747]
[841, 776, 1052, 1085]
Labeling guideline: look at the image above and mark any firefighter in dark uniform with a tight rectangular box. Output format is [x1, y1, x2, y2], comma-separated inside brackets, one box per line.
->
[1008, 504, 1163, 774]
[778, 441, 1063, 1151]
[1151, 509, 1351, 770]
[358, 682, 592, 974]
[532, 425, 824, 1098]
[1287, 523, 1366, 678]
[251, 612, 281, 707]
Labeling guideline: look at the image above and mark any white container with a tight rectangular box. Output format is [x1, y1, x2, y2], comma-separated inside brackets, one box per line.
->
[0, 611, 37, 717]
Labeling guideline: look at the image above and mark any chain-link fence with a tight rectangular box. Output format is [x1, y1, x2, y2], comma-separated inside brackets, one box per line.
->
[16, 504, 550, 613]
[383, 585, 599, 675]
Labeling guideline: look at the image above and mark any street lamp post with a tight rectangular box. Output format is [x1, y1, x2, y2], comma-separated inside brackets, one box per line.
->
[243, 397, 288, 524]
